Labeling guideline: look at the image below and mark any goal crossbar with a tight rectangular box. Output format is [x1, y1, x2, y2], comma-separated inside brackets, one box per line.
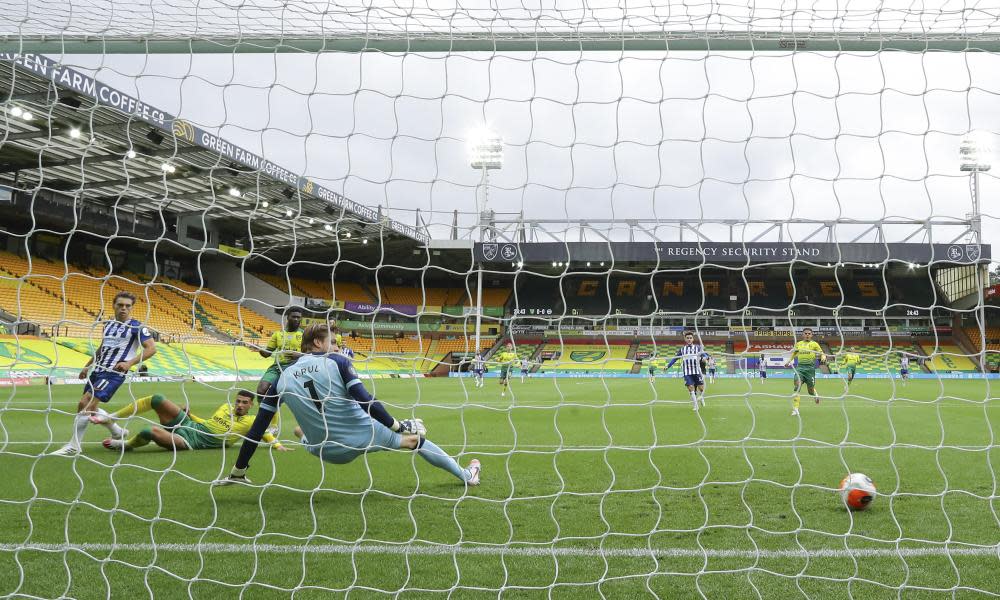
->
[7, 32, 1000, 54]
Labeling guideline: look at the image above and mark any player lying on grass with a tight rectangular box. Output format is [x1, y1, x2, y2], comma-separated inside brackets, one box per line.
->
[665, 331, 710, 411]
[215, 324, 480, 486]
[92, 390, 290, 452]
[784, 328, 826, 416]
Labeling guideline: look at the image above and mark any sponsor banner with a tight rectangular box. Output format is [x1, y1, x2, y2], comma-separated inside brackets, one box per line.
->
[451, 372, 1000, 380]
[0, 53, 428, 244]
[219, 243, 249, 258]
[475, 242, 991, 265]
[445, 305, 505, 317]
[344, 301, 418, 316]
[334, 320, 430, 332]
[0, 377, 32, 386]
[510, 324, 549, 333]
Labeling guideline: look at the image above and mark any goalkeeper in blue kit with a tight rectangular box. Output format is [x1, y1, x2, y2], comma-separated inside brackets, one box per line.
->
[216, 323, 481, 486]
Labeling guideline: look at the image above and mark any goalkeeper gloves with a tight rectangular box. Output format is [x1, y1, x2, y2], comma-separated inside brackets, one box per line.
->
[397, 418, 426, 436]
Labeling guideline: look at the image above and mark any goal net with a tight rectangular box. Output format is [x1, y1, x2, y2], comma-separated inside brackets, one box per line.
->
[2, 2, 999, 597]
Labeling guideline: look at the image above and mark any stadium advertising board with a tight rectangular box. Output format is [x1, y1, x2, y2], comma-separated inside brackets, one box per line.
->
[344, 301, 418, 316]
[475, 242, 990, 265]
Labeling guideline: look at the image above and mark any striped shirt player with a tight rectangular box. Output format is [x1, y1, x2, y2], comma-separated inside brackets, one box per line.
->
[472, 353, 485, 388]
[86, 318, 155, 402]
[759, 355, 768, 379]
[51, 291, 158, 457]
[216, 324, 480, 486]
[665, 332, 710, 409]
[900, 355, 910, 380]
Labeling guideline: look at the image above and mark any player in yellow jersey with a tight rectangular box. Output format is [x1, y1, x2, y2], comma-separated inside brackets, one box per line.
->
[783, 328, 826, 416]
[841, 351, 861, 385]
[252, 307, 304, 402]
[493, 341, 520, 398]
[94, 390, 290, 452]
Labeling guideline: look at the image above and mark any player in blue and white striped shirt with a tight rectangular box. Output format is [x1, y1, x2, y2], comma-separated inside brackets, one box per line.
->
[50, 291, 157, 456]
[665, 331, 710, 411]
[472, 352, 485, 388]
[216, 324, 480, 487]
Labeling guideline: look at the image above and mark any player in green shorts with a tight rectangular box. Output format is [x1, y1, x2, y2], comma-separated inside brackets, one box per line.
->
[494, 341, 519, 398]
[97, 390, 288, 452]
[841, 351, 860, 385]
[252, 307, 304, 402]
[784, 328, 826, 416]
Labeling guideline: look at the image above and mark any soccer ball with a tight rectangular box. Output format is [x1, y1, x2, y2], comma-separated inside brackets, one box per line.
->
[839, 473, 876, 511]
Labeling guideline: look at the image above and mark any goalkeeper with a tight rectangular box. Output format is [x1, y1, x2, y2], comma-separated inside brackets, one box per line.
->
[93, 390, 290, 452]
[216, 324, 480, 486]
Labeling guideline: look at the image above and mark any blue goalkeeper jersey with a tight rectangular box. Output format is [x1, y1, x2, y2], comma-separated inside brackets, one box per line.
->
[271, 352, 375, 444]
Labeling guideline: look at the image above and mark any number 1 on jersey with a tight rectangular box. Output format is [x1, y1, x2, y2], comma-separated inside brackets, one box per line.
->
[304, 380, 323, 412]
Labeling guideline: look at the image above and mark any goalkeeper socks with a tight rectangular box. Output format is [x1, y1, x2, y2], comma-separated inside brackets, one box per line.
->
[112, 395, 155, 419]
[416, 439, 467, 481]
[95, 408, 124, 437]
[70, 413, 90, 451]
[125, 428, 154, 450]
[793, 395, 801, 410]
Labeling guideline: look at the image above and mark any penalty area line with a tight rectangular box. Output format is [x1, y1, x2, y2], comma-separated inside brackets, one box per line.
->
[1, 542, 998, 559]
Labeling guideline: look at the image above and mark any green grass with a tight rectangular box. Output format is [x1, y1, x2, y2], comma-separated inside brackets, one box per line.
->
[1, 376, 999, 599]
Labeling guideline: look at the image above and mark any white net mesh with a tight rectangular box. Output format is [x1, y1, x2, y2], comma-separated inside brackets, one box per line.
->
[2, 2, 1000, 597]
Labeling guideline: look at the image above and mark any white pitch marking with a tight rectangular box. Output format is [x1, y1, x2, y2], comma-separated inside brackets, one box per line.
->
[0, 542, 997, 560]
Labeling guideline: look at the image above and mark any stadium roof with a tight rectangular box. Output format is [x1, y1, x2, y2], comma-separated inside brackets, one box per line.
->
[0, 52, 430, 251]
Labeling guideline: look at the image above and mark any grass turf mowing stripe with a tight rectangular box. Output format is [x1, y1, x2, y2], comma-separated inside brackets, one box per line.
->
[2, 542, 998, 559]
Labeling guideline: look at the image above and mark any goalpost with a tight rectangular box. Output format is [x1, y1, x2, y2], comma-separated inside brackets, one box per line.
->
[2, 3, 1000, 597]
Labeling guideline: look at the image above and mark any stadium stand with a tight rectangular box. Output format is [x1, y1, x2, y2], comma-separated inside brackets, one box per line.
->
[0, 335, 91, 376]
[0, 252, 102, 337]
[919, 342, 979, 372]
[178, 343, 274, 376]
[637, 342, 729, 373]
[462, 288, 510, 307]
[255, 273, 311, 299]
[537, 343, 634, 373]
[255, 274, 375, 304]
[827, 342, 925, 374]
[435, 337, 496, 355]
[53, 338, 233, 377]
[964, 327, 1000, 370]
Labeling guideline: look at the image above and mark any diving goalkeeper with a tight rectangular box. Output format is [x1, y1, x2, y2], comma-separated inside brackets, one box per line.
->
[215, 324, 480, 486]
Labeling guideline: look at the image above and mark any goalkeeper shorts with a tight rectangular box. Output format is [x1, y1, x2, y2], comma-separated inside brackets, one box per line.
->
[300, 421, 402, 465]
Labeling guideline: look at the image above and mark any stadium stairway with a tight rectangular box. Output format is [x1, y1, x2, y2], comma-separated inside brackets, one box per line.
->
[625, 341, 642, 374]
[200, 259, 291, 319]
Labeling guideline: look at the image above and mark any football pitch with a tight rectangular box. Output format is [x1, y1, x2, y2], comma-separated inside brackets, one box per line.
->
[1, 376, 998, 599]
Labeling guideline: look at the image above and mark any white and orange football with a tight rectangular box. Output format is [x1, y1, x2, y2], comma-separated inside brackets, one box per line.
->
[839, 473, 877, 511]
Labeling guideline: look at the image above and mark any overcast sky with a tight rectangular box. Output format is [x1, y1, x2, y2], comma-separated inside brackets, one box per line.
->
[8, 1, 1000, 246]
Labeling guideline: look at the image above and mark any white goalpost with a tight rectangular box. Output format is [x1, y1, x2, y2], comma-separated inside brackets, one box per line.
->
[2, 2, 1000, 598]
